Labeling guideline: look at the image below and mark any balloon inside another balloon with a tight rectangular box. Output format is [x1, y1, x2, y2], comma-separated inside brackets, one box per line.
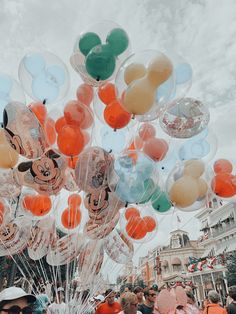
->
[0, 198, 11, 226]
[70, 21, 131, 87]
[159, 98, 210, 139]
[104, 229, 134, 264]
[0, 130, 19, 169]
[157, 146, 178, 177]
[177, 128, 218, 163]
[156, 53, 193, 104]
[0, 217, 31, 257]
[3, 102, 48, 159]
[63, 168, 78, 192]
[0, 169, 21, 199]
[19, 51, 70, 104]
[27, 216, 54, 260]
[0, 74, 25, 124]
[120, 205, 158, 243]
[210, 158, 236, 201]
[15, 149, 66, 196]
[150, 186, 173, 214]
[115, 50, 174, 120]
[108, 150, 159, 204]
[75, 146, 114, 193]
[167, 159, 208, 212]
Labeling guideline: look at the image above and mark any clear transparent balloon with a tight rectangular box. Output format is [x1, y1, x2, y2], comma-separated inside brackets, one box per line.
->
[18, 50, 70, 104]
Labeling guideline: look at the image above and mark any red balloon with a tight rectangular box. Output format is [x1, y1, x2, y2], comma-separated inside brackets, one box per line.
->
[22, 194, 52, 216]
[64, 101, 94, 129]
[138, 123, 156, 141]
[98, 83, 116, 105]
[44, 118, 56, 145]
[125, 207, 140, 220]
[29, 102, 47, 125]
[104, 100, 131, 129]
[143, 138, 168, 161]
[211, 173, 235, 198]
[76, 84, 94, 106]
[57, 125, 84, 156]
[55, 117, 67, 133]
[214, 159, 233, 174]
[67, 156, 79, 169]
[143, 216, 156, 232]
[68, 194, 82, 209]
[126, 217, 147, 240]
[61, 207, 81, 229]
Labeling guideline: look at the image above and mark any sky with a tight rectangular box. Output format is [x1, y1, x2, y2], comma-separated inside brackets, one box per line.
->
[1, 0, 236, 283]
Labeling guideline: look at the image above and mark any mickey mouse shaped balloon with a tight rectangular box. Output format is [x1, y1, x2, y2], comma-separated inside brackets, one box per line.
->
[70, 21, 130, 86]
[15, 149, 66, 195]
[18, 51, 70, 104]
[3, 102, 47, 159]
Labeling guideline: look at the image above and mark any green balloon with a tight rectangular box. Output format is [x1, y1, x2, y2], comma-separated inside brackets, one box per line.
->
[79, 32, 101, 56]
[85, 44, 116, 81]
[151, 190, 172, 213]
[106, 28, 129, 56]
[139, 178, 155, 204]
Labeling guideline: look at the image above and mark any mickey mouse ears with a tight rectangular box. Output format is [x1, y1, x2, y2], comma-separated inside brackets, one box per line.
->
[18, 51, 70, 104]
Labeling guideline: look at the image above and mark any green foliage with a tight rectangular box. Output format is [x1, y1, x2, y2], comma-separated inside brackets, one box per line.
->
[226, 252, 236, 286]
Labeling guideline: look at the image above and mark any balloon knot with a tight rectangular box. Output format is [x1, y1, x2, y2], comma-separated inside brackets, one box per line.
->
[43, 99, 47, 105]
[96, 76, 100, 82]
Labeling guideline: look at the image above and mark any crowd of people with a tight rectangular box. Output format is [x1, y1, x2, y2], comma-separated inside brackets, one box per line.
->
[0, 284, 236, 314]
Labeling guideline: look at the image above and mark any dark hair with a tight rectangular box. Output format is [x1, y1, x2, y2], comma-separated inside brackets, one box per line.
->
[229, 286, 236, 301]
[143, 287, 154, 298]
[133, 286, 143, 294]
[186, 291, 195, 302]
[0, 300, 8, 310]
[105, 289, 113, 297]
[81, 290, 90, 304]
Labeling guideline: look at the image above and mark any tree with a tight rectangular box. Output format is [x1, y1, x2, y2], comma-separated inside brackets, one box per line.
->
[226, 252, 236, 286]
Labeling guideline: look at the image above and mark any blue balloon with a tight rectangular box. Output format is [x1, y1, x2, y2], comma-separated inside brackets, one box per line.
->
[156, 76, 175, 103]
[178, 137, 210, 160]
[175, 62, 193, 85]
[116, 179, 145, 203]
[100, 126, 126, 154]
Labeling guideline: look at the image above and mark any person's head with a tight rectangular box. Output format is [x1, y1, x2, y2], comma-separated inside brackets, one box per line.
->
[94, 294, 105, 306]
[105, 289, 115, 305]
[208, 290, 220, 304]
[186, 291, 195, 305]
[0, 287, 36, 314]
[133, 286, 143, 302]
[229, 286, 236, 301]
[124, 287, 132, 293]
[81, 290, 90, 305]
[143, 287, 157, 305]
[120, 292, 138, 314]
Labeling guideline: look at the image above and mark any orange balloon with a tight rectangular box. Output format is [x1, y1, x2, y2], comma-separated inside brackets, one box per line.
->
[143, 216, 156, 232]
[0, 202, 4, 213]
[57, 125, 84, 156]
[29, 102, 47, 125]
[76, 84, 94, 106]
[127, 141, 135, 151]
[126, 217, 147, 240]
[23, 195, 52, 216]
[64, 100, 94, 129]
[211, 173, 235, 198]
[55, 116, 67, 133]
[138, 123, 156, 141]
[44, 118, 56, 145]
[104, 100, 131, 129]
[98, 83, 116, 105]
[143, 138, 168, 161]
[67, 156, 79, 169]
[134, 136, 144, 150]
[125, 207, 140, 220]
[214, 159, 233, 174]
[68, 194, 82, 209]
[61, 207, 81, 229]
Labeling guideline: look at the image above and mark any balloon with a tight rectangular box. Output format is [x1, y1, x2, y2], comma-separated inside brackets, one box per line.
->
[85, 44, 116, 81]
[97, 126, 127, 154]
[0, 143, 19, 169]
[29, 102, 47, 125]
[44, 117, 56, 145]
[104, 229, 133, 264]
[0, 74, 26, 123]
[106, 28, 129, 56]
[16, 149, 66, 195]
[151, 189, 172, 213]
[143, 138, 168, 162]
[61, 207, 82, 229]
[124, 63, 146, 85]
[183, 160, 205, 178]
[63, 168, 78, 192]
[98, 83, 116, 105]
[64, 100, 94, 130]
[214, 159, 233, 174]
[68, 194, 82, 208]
[197, 178, 208, 198]
[138, 123, 156, 141]
[0, 169, 21, 198]
[57, 125, 85, 157]
[159, 98, 210, 138]
[3, 102, 47, 159]
[125, 207, 140, 220]
[126, 217, 147, 240]
[211, 173, 235, 198]
[104, 100, 131, 129]
[75, 146, 113, 193]
[22, 194, 52, 217]
[19, 51, 69, 104]
[55, 116, 67, 133]
[76, 83, 94, 106]
[169, 176, 199, 208]
[78, 32, 101, 56]
[143, 216, 156, 232]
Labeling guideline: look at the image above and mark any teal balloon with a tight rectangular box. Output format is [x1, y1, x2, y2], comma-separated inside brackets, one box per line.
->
[85, 44, 116, 80]
[79, 32, 101, 56]
[106, 28, 129, 56]
[139, 178, 155, 204]
[151, 190, 172, 213]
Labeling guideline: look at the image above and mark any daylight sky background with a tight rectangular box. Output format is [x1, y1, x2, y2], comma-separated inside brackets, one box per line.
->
[1, 0, 236, 282]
